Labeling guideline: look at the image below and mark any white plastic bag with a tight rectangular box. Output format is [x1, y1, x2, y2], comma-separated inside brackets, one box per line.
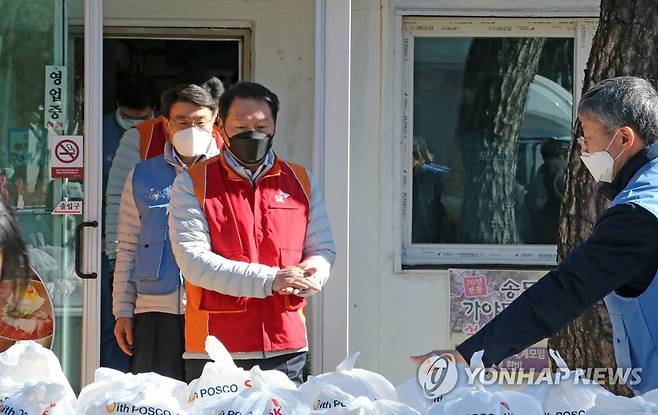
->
[76, 367, 189, 415]
[299, 376, 356, 411]
[404, 349, 505, 412]
[187, 336, 252, 409]
[0, 340, 72, 386]
[310, 352, 396, 401]
[583, 389, 658, 414]
[0, 382, 74, 415]
[395, 377, 439, 412]
[396, 376, 452, 413]
[188, 336, 296, 411]
[198, 366, 308, 415]
[396, 358, 475, 412]
[426, 351, 542, 415]
[321, 396, 419, 415]
[523, 349, 612, 415]
[427, 387, 543, 415]
[644, 389, 658, 404]
[0, 382, 75, 415]
[0, 377, 22, 404]
[0, 341, 76, 408]
[585, 393, 658, 415]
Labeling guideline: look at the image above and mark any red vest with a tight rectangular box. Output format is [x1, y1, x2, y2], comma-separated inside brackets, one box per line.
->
[137, 116, 223, 160]
[185, 153, 311, 353]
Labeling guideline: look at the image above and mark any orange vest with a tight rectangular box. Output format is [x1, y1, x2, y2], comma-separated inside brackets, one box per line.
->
[137, 116, 223, 160]
[185, 154, 311, 353]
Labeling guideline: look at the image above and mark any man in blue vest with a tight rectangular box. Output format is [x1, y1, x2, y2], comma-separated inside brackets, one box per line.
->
[414, 76, 658, 394]
[112, 80, 222, 379]
[101, 77, 155, 372]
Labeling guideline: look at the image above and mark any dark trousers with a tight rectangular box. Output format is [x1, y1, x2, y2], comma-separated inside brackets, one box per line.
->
[100, 253, 130, 372]
[132, 312, 185, 381]
[185, 351, 307, 385]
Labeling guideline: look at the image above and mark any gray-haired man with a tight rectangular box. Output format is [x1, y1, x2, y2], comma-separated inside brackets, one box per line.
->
[414, 76, 658, 395]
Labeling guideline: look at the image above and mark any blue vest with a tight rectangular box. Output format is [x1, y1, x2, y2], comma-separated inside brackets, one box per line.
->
[603, 157, 658, 395]
[130, 155, 181, 295]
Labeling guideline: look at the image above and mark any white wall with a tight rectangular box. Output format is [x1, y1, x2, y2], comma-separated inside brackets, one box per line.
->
[349, 0, 599, 384]
[93, 0, 316, 168]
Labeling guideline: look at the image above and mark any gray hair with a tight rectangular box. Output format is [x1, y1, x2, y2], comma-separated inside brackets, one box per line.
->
[578, 76, 658, 144]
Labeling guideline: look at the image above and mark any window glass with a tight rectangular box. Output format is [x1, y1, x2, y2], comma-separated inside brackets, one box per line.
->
[411, 37, 574, 245]
[0, 0, 85, 391]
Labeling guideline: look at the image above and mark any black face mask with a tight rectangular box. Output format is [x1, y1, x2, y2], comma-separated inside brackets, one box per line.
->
[226, 130, 273, 165]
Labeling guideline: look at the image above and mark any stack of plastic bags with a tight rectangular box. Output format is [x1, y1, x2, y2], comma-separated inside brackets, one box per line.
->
[197, 348, 417, 415]
[7, 338, 658, 415]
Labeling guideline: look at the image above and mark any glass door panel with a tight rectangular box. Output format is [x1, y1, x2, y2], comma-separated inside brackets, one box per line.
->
[0, 0, 86, 392]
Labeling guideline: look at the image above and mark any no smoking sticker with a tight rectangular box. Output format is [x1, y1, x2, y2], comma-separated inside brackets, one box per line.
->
[55, 139, 79, 163]
[51, 135, 83, 178]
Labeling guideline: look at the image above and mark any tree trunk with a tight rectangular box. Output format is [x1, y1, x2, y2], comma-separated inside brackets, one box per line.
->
[548, 0, 658, 396]
[459, 38, 545, 243]
[537, 38, 574, 93]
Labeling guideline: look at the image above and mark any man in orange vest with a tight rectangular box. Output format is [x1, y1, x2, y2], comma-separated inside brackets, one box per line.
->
[168, 81, 336, 384]
[105, 77, 224, 269]
[113, 82, 221, 380]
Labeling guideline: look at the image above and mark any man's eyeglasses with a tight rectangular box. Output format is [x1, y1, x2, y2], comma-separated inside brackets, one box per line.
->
[171, 118, 213, 129]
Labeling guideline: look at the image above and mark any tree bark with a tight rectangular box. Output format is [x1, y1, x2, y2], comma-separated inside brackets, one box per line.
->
[548, 0, 658, 396]
[459, 38, 545, 243]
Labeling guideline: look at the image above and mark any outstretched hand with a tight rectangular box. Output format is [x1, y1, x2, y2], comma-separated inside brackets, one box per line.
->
[410, 349, 467, 366]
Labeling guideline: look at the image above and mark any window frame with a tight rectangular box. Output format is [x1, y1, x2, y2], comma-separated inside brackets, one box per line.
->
[398, 16, 598, 268]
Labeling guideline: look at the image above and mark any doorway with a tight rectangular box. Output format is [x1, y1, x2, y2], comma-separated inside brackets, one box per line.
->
[101, 27, 251, 112]
[68, 26, 249, 380]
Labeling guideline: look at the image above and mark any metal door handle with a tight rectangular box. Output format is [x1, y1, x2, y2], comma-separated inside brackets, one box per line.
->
[75, 221, 98, 279]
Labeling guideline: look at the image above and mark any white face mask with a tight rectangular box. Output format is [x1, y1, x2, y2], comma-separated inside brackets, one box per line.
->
[579, 130, 624, 183]
[171, 127, 213, 158]
[115, 108, 152, 130]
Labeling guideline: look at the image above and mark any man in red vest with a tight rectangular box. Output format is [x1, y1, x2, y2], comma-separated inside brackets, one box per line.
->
[168, 81, 335, 384]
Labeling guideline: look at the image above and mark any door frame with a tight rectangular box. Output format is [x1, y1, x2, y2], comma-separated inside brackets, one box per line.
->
[311, 0, 351, 374]
[81, 0, 103, 387]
